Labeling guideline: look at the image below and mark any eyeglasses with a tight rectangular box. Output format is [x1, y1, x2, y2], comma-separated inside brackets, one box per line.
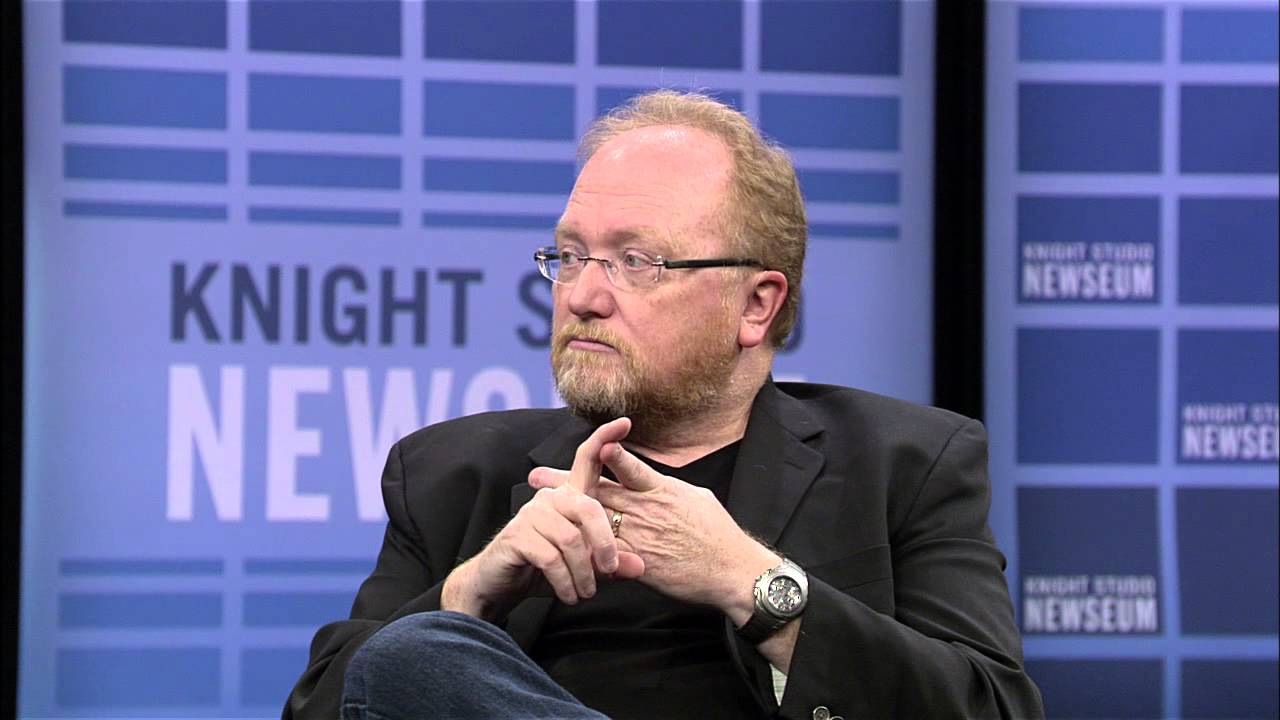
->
[534, 246, 764, 291]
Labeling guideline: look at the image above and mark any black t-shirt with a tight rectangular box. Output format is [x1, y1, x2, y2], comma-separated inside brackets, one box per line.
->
[529, 441, 766, 719]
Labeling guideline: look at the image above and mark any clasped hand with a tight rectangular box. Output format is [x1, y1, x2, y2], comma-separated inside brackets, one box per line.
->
[441, 417, 776, 621]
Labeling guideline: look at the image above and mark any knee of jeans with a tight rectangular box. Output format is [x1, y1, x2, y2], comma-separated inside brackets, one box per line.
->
[350, 611, 496, 682]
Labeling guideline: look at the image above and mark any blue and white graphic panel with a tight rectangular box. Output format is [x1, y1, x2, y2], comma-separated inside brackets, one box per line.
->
[22, 1, 937, 716]
[988, 2, 1279, 718]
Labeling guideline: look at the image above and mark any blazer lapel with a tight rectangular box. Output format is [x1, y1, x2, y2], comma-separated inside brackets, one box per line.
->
[723, 382, 827, 712]
[502, 414, 595, 653]
[727, 382, 826, 546]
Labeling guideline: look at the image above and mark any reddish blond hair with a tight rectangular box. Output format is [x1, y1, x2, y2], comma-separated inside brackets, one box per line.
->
[579, 90, 807, 346]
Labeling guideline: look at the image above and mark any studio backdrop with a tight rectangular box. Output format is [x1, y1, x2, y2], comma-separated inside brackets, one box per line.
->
[985, 3, 1278, 718]
[21, 1, 935, 716]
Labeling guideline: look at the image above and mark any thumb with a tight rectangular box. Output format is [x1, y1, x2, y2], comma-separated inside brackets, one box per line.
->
[608, 550, 645, 580]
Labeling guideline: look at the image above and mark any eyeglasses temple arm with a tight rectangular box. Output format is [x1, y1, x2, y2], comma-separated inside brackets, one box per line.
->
[661, 258, 765, 269]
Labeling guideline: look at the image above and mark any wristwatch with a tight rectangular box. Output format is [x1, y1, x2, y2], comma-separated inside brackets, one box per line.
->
[736, 558, 808, 643]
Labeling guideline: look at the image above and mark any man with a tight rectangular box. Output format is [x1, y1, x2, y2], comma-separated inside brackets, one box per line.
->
[286, 91, 1043, 719]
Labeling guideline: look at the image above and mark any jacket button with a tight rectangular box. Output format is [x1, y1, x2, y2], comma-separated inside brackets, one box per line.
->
[812, 707, 830, 720]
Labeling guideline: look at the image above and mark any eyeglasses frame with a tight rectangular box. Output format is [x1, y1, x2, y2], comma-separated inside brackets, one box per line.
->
[533, 246, 765, 290]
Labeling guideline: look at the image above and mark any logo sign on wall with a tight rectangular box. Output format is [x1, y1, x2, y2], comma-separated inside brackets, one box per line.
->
[22, 1, 937, 715]
[987, 3, 1278, 719]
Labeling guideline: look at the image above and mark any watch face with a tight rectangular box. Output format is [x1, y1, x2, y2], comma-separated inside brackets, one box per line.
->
[766, 576, 803, 614]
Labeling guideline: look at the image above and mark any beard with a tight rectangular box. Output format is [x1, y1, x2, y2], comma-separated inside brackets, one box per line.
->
[551, 313, 740, 430]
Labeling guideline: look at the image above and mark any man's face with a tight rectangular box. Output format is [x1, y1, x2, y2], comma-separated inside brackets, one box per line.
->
[550, 126, 743, 426]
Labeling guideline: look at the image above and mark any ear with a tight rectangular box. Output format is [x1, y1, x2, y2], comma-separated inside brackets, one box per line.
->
[737, 270, 788, 349]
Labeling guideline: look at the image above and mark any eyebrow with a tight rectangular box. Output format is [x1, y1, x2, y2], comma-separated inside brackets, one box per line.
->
[553, 225, 682, 255]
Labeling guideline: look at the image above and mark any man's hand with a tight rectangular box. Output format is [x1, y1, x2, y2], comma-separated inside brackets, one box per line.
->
[441, 418, 645, 622]
[528, 436, 779, 624]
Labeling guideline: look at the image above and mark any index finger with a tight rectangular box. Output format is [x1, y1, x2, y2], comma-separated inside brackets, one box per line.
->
[602, 441, 663, 492]
[570, 417, 632, 494]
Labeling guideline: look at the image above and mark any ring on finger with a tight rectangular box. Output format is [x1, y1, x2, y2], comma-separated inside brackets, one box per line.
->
[610, 509, 623, 537]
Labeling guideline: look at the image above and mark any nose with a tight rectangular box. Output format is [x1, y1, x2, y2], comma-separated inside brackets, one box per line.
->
[563, 258, 617, 320]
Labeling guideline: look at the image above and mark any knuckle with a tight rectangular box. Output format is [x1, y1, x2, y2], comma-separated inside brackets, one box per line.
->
[557, 529, 585, 550]
[530, 547, 558, 570]
[523, 504, 549, 526]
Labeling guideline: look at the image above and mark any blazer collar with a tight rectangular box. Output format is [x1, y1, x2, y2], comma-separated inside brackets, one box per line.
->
[509, 411, 594, 516]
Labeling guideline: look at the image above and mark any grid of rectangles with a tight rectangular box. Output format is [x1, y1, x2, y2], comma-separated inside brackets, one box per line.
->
[987, 3, 1278, 718]
[26, 1, 929, 716]
[54, 0, 910, 241]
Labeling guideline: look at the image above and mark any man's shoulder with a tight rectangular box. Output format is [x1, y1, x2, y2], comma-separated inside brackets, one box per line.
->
[775, 381, 977, 443]
[398, 407, 575, 450]
[393, 407, 578, 470]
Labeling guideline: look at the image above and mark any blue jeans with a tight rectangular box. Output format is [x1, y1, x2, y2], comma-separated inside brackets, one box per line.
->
[342, 610, 609, 719]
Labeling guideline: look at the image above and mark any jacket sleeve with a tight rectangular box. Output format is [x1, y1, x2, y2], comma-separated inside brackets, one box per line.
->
[282, 438, 446, 720]
[771, 419, 1044, 720]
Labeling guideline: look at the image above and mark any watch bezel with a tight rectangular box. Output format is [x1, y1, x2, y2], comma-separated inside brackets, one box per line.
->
[753, 558, 809, 621]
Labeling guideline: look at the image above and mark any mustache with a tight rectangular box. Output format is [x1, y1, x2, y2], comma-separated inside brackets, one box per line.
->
[553, 323, 627, 354]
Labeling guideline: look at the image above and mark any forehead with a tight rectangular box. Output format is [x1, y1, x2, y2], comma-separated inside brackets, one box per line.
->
[557, 126, 733, 254]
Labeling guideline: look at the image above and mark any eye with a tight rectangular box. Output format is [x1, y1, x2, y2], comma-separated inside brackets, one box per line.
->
[620, 250, 654, 271]
[558, 249, 583, 265]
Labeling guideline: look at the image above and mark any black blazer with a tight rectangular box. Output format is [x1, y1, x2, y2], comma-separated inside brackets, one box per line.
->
[285, 382, 1044, 719]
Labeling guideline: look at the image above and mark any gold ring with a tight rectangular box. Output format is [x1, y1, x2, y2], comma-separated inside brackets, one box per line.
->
[610, 510, 623, 537]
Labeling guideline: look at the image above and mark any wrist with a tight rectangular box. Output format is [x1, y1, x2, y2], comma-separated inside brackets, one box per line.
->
[441, 561, 489, 619]
[723, 545, 783, 627]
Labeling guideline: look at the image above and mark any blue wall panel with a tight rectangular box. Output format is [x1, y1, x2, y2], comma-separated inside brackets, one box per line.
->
[249, 152, 401, 190]
[1177, 488, 1279, 634]
[1026, 659, 1164, 718]
[22, 2, 937, 715]
[1180, 85, 1279, 174]
[59, 592, 223, 629]
[423, 81, 575, 140]
[1017, 328, 1160, 463]
[1182, 660, 1280, 719]
[761, 0, 901, 75]
[1181, 8, 1279, 63]
[65, 144, 227, 184]
[249, 73, 400, 135]
[988, 3, 1279, 716]
[760, 93, 899, 150]
[250, 0, 400, 57]
[1017, 195, 1160, 304]
[1019, 83, 1162, 173]
[241, 648, 310, 705]
[64, 200, 227, 221]
[63, 0, 227, 49]
[64, 66, 226, 129]
[597, 1, 742, 69]
[424, 1, 574, 63]
[1019, 6, 1163, 63]
[422, 158, 576, 195]
[1019, 487, 1160, 579]
[1178, 197, 1279, 305]
[798, 170, 899, 205]
[57, 649, 221, 707]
